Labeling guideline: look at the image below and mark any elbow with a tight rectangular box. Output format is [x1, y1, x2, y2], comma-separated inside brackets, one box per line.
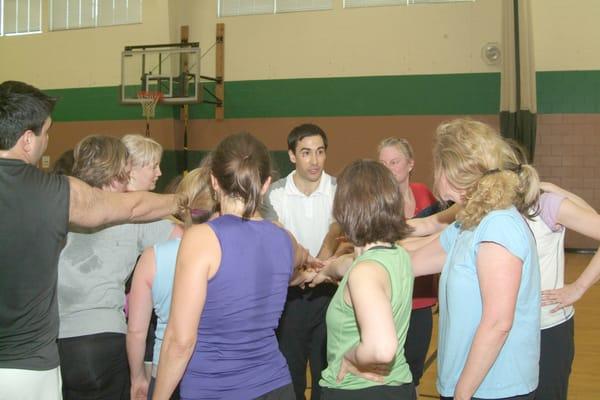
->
[368, 337, 398, 364]
[162, 332, 196, 359]
[481, 316, 514, 337]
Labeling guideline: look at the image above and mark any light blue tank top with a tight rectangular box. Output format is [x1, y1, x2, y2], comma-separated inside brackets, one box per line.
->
[151, 238, 181, 365]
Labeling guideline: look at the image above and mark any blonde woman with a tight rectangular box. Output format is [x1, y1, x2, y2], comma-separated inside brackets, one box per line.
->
[410, 119, 540, 399]
[127, 164, 216, 400]
[122, 134, 163, 191]
[57, 136, 179, 400]
[378, 137, 438, 390]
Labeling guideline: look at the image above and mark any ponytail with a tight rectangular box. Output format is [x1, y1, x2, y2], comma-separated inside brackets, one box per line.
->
[211, 133, 271, 220]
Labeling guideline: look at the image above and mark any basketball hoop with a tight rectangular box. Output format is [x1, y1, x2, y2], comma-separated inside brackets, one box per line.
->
[137, 91, 163, 137]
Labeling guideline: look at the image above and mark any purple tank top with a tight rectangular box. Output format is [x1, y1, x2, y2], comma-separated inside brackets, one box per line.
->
[180, 214, 294, 400]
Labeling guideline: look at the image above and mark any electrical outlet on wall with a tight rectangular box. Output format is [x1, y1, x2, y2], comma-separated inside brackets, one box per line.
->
[42, 155, 50, 169]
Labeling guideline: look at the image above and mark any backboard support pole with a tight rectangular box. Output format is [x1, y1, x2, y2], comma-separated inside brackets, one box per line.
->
[216, 23, 225, 120]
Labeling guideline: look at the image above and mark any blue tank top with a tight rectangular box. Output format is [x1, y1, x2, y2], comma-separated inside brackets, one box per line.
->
[180, 214, 294, 400]
[151, 238, 181, 367]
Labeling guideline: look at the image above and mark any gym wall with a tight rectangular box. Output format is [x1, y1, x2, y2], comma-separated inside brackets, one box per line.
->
[1, 0, 599, 247]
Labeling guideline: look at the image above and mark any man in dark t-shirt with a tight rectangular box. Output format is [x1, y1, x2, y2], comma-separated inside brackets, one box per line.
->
[0, 81, 182, 399]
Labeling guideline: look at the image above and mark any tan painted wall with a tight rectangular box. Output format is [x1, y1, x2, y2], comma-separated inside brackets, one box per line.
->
[3, 1, 600, 88]
[1, 0, 502, 88]
[0, 0, 172, 89]
[531, 0, 600, 71]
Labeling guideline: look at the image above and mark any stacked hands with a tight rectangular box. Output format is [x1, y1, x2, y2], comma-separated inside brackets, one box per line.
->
[289, 256, 327, 289]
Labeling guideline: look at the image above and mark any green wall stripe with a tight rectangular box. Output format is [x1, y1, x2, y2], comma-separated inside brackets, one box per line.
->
[218, 73, 500, 118]
[46, 73, 500, 122]
[536, 71, 600, 114]
[46, 71, 600, 120]
[46, 86, 177, 121]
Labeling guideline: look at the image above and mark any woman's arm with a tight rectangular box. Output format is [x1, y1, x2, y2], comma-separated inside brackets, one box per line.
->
[309, 253, 355, 287]
[540, 182, 595, 212]
[542, 198, 600, 311]
[399, 231, 441, 252]
[408, 203, 460, 237]
[152, 225, 219, 400]
[337, 261, 398, 383]
[453, 243, 522, 399]
[126, 247, 156, 400]
[283, 227, 324, 287]
[316, 222, 343, 260]
[409, 236, 447, 277]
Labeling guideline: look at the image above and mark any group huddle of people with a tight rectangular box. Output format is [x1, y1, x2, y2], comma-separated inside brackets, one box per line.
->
[1, 80, 600, 400]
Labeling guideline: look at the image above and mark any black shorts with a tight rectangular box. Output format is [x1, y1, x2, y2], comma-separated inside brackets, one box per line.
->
[322, 383, 416, 400]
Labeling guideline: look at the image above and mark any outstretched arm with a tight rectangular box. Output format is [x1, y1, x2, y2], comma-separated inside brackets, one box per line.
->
[68, 176, 182, 227]
[309, 253, 355, 287]
[408, 203, 460, 237]
[409, 236, 446, 277]
[540, 182, 595, 212]
[317, 222, 343, 260]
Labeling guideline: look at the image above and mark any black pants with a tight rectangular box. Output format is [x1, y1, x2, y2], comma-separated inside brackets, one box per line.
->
[322, 383, 416, 400]
[58, 332, 130, 400]
[404, 306, 433, 386]
[536, 317, 575, 400]
[277, 284, 335, 400]
[255, 384, 296, 400]
[441, 391, 535, 400]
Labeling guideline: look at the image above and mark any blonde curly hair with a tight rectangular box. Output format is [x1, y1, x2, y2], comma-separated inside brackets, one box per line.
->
[434, 119, 539, 230]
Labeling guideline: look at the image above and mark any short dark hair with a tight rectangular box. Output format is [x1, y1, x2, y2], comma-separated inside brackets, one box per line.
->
[0, 81, 56, 150]
[287, 123, 328, 153]
[50, 149, 75, 176]
[211, 132, 272, 219]
[333, 159, 412, 247]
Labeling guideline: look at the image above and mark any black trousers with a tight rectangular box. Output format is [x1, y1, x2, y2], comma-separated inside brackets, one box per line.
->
[58, 332, 130, 400]
[277, 284, 336, 400]
[322, 383, 416, 400]
[441, 391, 535, 400]
[536, 317, 575, 400]
[255, 384, 296, 400]
[404, 306, 433, 386]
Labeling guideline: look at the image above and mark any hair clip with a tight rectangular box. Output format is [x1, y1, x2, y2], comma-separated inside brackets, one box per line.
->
[482, 168, 501, 176]
[509, 164, 523, 173]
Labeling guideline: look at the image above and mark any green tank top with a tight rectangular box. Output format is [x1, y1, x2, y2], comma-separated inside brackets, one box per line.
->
[320, 246, 414, 390]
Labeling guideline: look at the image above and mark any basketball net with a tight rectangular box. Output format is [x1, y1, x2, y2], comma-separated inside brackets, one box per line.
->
[137, 91, 163, 137]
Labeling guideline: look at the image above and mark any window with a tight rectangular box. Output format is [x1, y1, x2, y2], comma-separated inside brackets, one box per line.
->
[50, 0, 142, 31]
[344, 0, 473, 8]
[1, 0, 42, 36]
[276, 0, 332, 13]
[218, 0, 332, 17]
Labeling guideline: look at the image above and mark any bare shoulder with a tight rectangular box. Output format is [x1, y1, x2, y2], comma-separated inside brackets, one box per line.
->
[349, 260, 389, 284]
[179, 223, 220, 256]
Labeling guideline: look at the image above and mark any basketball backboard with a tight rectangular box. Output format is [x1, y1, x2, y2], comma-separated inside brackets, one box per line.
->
[121, 43, 201, 105]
